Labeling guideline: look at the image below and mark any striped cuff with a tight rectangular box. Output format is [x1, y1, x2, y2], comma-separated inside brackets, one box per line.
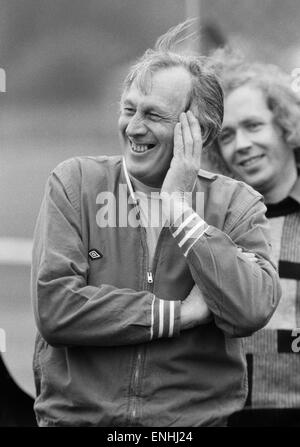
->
[150, 295, 181, 340]
[170, 207, 209, 257]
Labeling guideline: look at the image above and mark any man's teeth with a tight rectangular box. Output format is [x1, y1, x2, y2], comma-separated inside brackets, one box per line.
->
[131, 142, 153, 153]
[241, 155, 264, 167]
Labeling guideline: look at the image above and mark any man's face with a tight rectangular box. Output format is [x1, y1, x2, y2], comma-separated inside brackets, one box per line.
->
[119, 66, 192, 187]
[219, 85, 295, 195]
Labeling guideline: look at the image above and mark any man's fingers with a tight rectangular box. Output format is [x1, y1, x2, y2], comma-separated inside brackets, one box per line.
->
[173, 122, 184, 157]
[173, 111, 202, 172]
[186, 110, 202, 159]
[180, 112, 193, 156]
[237, 247, 258, 262]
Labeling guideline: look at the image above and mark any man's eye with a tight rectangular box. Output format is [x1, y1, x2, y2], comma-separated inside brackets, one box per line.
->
[148, 113, 161, 121]
[123, 107, 135, 115]
[247, 122, 262, 131]
[219, 132, 233, 145]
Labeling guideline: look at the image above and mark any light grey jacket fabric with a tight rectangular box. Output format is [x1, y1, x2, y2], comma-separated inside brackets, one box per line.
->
[31, 155, 281, 426]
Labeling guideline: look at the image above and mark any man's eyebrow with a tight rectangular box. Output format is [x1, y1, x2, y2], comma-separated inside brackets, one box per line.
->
[122, 99, 168, 115]
[222, 117, 265, 131]
[122, 98, 135, 106]
[242, 116, 264, 123]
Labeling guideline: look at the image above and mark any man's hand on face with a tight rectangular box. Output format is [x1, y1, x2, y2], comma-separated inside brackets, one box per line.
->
[161, 111, 202, 195]
[180, 285, 212, 331]
[161, 111, 203, 223]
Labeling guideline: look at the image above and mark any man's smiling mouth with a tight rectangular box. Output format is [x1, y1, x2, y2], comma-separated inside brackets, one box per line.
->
[238, 154, 265, 167]
[130, 140, 156, 153]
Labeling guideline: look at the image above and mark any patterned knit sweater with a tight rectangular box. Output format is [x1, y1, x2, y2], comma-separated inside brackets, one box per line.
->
[243, 177, 300, 408]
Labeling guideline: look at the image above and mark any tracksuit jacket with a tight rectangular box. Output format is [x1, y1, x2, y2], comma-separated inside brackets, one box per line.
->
[31, 155, 281, 427]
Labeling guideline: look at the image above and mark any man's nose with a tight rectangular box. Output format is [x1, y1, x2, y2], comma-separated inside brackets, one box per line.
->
[126, 113, 147, 137]
[235, 129, 252, 152]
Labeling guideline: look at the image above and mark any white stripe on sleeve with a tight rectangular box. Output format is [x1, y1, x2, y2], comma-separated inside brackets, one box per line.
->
[184, 227, 209, 256]
[168, 301, 175, 337]
[172, 213, 196, 238]
[158, 299, 164, 338]
[150, 295, 155, 340]
[178, 220, 206, 248]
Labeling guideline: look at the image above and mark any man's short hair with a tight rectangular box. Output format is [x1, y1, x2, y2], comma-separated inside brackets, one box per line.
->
[121, 20, 224, 147]
[207, 48, 300, 172]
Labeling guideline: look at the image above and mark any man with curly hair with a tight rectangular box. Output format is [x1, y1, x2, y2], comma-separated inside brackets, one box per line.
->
[209, 53, 300, 426]
[31, 24, 280, 427]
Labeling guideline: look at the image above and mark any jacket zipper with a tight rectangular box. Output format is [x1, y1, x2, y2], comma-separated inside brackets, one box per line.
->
[130, 205, 161, 425]
[147, 271, 153, 283]
[146, 227, 166, 289]
[129, 205, 165, 425]
[129, 207, 148, 425]
[131, 349, 142, 422]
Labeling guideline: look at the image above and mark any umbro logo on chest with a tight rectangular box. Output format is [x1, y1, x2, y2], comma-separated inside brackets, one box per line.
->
[88, 249, 103, 260]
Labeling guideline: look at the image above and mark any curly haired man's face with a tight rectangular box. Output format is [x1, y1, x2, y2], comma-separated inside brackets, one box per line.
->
[219, 85, 294, 195]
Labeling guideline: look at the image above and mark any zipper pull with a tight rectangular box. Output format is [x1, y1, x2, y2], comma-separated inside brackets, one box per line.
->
[147, 271, 153, 283]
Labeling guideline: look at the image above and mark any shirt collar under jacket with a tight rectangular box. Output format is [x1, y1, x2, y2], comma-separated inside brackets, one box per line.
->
[122, 157, 138, 205]
[122, 157, 161, 198]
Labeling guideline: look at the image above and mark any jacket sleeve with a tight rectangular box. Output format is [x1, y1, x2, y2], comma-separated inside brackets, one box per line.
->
[169, 196, 281, 337]
[31, 164, 181, 348]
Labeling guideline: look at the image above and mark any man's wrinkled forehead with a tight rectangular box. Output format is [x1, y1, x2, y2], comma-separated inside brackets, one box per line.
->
[121, 66, 193, 111]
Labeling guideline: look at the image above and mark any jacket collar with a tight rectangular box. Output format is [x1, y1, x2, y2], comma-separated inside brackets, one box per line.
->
[122, 157, 138, 205]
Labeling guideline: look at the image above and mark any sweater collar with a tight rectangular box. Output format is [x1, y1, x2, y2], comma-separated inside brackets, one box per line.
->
[266, 172, 300, 218]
